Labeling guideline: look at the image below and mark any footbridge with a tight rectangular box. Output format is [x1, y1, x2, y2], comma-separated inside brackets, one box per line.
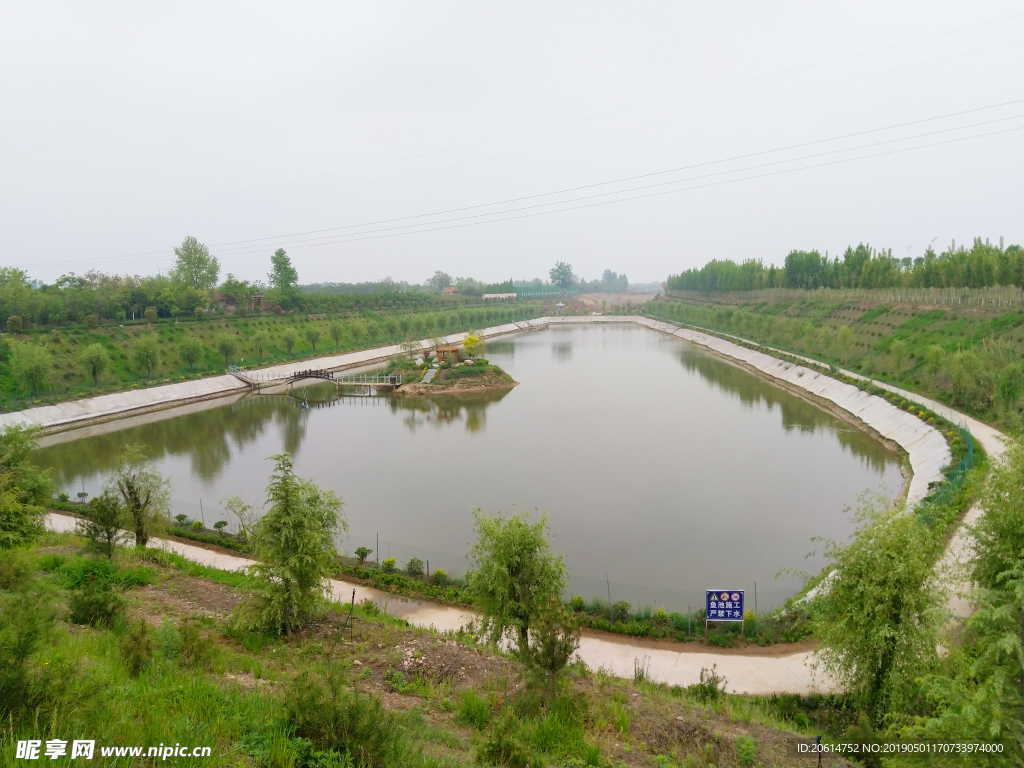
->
[228, 365, 402, 393]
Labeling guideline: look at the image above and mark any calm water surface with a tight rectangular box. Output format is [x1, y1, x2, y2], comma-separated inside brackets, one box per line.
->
[38, 324, 903, 610]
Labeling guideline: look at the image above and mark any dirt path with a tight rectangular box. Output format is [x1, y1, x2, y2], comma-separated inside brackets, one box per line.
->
[46, 511, 831, 695]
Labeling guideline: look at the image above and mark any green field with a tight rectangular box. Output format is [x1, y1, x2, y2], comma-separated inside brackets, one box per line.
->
[649, 294, 1023, 431]
[0, 305, 540, 413]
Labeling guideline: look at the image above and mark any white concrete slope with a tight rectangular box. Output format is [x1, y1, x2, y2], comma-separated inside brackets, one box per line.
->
[0, 323, 532, 434]
[45, 512, 827, 696]
[20, 316, 1003, 690]
[539, 315, 952, 509]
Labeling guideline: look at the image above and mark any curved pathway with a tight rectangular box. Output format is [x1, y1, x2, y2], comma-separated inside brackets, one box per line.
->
[46, 511, 827, 696]
[30, 315, 1006, 693]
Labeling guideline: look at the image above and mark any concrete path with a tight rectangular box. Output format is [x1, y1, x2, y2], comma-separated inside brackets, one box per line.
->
[631, 315, 1009, 616]
[25, 315, 1005, 690]
[46, 512, 828, 696]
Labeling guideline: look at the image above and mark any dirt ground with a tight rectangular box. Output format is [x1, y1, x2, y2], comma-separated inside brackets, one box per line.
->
[114, 562, 853, 767]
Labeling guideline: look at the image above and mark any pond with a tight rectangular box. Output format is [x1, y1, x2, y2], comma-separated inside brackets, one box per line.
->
[37, 323, 904, 611]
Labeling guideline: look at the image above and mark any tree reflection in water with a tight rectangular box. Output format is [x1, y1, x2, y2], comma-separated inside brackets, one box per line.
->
[389, 389, 511, 434]
[677, 348, 894, 473]
[35, 383, 512, 487]
[36, 394, 311, 485]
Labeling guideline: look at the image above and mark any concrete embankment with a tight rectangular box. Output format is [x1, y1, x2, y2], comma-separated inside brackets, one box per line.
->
[0, 323, 535, 434]
[45, 511, 829, 696]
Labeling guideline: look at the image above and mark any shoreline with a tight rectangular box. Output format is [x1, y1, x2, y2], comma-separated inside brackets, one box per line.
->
[6, 315, 951, 508]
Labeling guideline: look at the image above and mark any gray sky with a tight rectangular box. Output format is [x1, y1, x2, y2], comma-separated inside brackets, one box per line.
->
[2, 1, 1022, 286]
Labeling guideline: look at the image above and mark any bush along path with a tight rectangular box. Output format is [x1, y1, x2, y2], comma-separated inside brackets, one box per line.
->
[44, 511, 830, 696]
[3, 529, 856, 768]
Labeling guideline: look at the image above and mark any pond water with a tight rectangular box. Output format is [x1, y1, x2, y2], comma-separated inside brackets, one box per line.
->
[37, 324, 903, 611]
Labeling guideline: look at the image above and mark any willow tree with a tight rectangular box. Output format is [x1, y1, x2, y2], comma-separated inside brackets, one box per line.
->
[465, 508, 567, 654]
[237, 453, 346, 635]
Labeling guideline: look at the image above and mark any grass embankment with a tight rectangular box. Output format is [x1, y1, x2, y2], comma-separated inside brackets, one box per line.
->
[651, 294, 1023, 431]
[430, 360, 516, 389]
[0, 305, 539, 413]
[1, 533, 853, 768]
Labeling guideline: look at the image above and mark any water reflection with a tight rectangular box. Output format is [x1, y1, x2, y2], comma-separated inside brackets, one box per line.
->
[677, 349, 894, 472]
[389, 390, 511, 433]
[552, 342, 573, 362]
[33, 325, 902, 612]
[36, 384, 513, 484]
[37, 395, 312, 485]
[486, 340, 515, 357]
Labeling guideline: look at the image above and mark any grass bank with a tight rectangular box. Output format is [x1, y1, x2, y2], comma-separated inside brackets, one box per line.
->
[1, 532, 851, 767]
[0, 304, 540, 413]
[651, 293, 1022, 431]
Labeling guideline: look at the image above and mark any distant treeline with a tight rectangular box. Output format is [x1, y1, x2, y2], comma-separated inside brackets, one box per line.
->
[300, 279, 417, 294]
[668, 238, 1023, 292]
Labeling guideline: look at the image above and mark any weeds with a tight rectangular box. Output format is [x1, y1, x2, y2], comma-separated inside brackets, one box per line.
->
[455, 690, 490, 729]
[736, 735, 757, 766]
[120, 619, 153, 677]
[68, 578, 125, 627]
[688, 665, 727, 703]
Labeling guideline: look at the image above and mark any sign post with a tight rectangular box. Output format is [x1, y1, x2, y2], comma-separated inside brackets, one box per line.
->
[705, 590, 745, 635]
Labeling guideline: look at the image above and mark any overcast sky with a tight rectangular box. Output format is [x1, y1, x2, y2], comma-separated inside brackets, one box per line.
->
[1, 1, 1022, 286]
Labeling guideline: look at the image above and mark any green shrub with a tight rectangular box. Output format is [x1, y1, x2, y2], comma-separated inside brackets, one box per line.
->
[0, 548, 35, 590]
[688, 665, 727, 703]
[432, 568, 448, 585]
[476, 712, 532, 768]
[120, 620, 153, 677]
[381, 557, 396, 574]
[6, 315, 23, 333]
[179, 618, 213, 669]
[285, 666, 406, 767]
[610, 600, 632, 622]
[569, 595, 585, 612]
[84, 314, 98, 329]
[405, 557, 424, 577]
[455, 690, 489, 729]
[69, 580, 125, 627]
[736, 735, 756, 766]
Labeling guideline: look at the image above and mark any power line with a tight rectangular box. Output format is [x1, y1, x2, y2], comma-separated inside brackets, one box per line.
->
[26, 123, 1019, 269]
[208, 123, 1024, 255]
[205, 101, 1024, 250]
[14, 99, 1023, 271]
[10, 20, 1022, 233]
[55, 37, 1022, 238]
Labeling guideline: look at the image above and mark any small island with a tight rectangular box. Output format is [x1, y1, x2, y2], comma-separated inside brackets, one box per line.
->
[401, 358, 518, 395]
[387, 336, 518, 395]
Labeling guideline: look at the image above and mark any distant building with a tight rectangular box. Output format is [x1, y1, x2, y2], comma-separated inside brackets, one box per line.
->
[482, 293, 516, 300]
[441, 286, 457, 295]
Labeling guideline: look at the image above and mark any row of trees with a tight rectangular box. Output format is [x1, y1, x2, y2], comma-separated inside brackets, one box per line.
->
[3, 303, 540, 400]
[0, 241, 303, 327]
[667, 238, 1023, 292]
